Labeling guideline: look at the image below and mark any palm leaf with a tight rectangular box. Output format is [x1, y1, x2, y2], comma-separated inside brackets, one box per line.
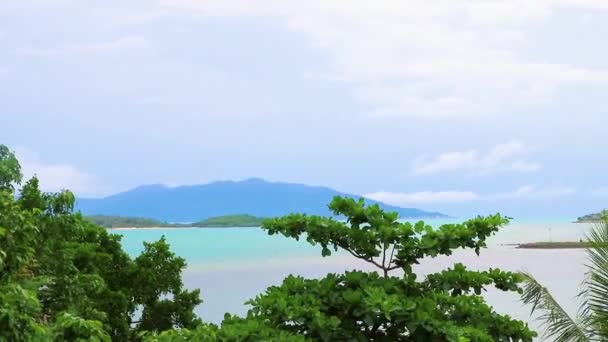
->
[581, 217, 608, 337]
[520, 272, 590, 342]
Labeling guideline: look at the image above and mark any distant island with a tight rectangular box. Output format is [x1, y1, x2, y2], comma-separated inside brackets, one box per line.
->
[516, 241, 608, 249]
[86, 215, 170, 228]
[76, 178, 447, 222]
[193, 214, 266, 227]
[576, 210, 607, 223]
[85, 214, 267, 228]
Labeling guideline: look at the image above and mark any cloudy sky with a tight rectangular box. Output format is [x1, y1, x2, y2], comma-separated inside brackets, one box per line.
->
[2, 0, 607, 219]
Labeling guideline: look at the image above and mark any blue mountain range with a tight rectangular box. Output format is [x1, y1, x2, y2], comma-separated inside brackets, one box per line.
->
[76, 178, 447, 222]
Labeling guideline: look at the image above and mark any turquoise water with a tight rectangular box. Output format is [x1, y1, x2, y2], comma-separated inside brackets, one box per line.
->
[117, 220, 593, 263]
[118, 227, 323, 265]
[111, 221, 595, 338]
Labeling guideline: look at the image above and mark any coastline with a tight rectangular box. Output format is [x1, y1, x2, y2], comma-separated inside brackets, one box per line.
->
[107, 226, 192, 230]
[106, 226, 261, 230]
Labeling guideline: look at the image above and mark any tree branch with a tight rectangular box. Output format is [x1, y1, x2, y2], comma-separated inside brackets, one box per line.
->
[382, 244, 387, 269]
[344, 248, 384, 269]
[368, 257, 384, 269]
[387, 264, 401, 271]
[387, 244, 396, 268]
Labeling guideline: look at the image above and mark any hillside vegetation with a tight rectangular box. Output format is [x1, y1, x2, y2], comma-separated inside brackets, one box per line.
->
[193, 214, 265, 227]
[85, 215, 170, 228]
[86, 214, 267, 228]
[577, 210, 608, 222]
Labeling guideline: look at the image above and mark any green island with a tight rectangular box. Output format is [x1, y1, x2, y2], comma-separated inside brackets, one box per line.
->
[193, 214, 266, 227]
[576, 210, 608, 222]
[85, 214, 267, 228]
[85, 215, 170, 228]
[516, 241, 608, 249]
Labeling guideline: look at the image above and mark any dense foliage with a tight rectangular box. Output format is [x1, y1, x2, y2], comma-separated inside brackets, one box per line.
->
[0, 146, 201, 341]
[144, 199, 538, 341]
[245, 198, 536, 341]
[1, 144, 537, 341]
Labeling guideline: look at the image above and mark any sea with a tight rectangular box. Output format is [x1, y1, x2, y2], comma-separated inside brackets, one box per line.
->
[113, 220, 594, 339]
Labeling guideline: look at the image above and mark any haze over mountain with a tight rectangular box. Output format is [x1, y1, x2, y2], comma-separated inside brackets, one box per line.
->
[76, 178, 446, 222]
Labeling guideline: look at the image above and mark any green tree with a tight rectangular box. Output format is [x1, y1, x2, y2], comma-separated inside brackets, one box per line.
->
[521, 216, 608, 341]
[131, 238, 203, 333]
[241, 197, 536, 341]
[0, 144, 202, 341]
[0, 153, 46, 341]
[0, 145, 21, 191]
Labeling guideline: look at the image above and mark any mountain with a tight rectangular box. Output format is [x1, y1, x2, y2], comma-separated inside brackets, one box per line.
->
[76, 178, 447, 222]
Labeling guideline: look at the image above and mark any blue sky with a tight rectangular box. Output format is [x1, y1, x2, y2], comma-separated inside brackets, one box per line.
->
[1, 0, 607, 219]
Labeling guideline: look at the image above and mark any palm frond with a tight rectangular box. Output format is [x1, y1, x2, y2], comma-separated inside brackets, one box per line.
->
[520, 272, 590, 342]
[582, 217, 608, 337]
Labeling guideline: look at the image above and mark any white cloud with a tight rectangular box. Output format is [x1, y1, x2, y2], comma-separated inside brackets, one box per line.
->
[18, 35, 147, 56]
[412, 141, 541, 175]
[490, 185, 576, 200]
[162, 0, 608, 118]
[15, 147, 109, 197]
[365, 185, 575, 205]
[365, 190, 478, 205]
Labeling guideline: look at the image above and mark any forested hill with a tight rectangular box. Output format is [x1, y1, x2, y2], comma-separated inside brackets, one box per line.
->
[576, 210, 608, 222]
[86, 214, 267, 228]
[193, 214, 265, 227]
[77, 178, 447, 222]
[85, 215, 169, 228]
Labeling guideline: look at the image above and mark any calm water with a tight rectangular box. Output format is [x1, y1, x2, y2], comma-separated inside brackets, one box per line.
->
[114, 220, 595, 340]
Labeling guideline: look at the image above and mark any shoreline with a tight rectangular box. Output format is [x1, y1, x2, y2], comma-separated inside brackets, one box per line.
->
[106, 226, 261, 230]
[106, 227, 174, 230]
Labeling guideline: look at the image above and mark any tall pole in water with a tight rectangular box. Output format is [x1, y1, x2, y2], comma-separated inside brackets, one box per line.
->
[549, 227, 552, 243]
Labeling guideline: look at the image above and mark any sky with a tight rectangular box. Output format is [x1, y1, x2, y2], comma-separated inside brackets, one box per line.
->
[1, 0, 607, 219]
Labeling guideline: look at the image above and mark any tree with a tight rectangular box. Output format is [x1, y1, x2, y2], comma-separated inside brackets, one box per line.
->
[0, 152, 47, 341]
[0, 145, 21, 191]
[244, 197, 536, 341]
[0, 144, 202, 341]
[521, 216, 608, 341]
